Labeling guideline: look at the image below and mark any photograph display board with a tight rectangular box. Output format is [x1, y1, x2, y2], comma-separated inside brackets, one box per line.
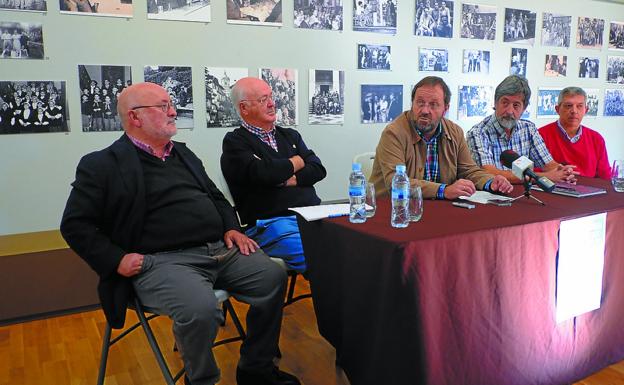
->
[360, 84, 402, 124]
[260, 68, 298, 126]
[205, 67, 247, 128]
[147, 0, 211, 22]
[309, 69, 345, 125]
[0, 22, 44, 60]
[144, 66, 194, 129]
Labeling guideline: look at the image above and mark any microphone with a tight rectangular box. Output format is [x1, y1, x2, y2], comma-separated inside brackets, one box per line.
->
[500, 150, 555, 192]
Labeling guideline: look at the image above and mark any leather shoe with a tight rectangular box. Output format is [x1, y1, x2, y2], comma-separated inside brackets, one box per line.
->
[236, 366, 301, 385]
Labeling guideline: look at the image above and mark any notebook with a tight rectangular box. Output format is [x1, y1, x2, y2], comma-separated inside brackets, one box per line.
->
[532, 182, 607, 198]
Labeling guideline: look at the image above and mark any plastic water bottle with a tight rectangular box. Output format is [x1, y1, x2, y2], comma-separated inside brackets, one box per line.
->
[349, 163, 367, 223]
[391, 164, 410, 228]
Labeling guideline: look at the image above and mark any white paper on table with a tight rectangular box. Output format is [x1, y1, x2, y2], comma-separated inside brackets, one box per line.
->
[289, 204, 350, 221]
[459, 191, 514, 204]
[556, 213, 606, 323]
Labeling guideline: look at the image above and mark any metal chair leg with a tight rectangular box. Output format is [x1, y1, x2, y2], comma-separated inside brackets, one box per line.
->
[96, 323, 112, 385]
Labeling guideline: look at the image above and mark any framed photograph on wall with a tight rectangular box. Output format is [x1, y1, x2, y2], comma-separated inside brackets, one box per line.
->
[457, 85, 493, 119]
[78, 64, 132, 132]
[509, 47, 527, 77]
[360, 84, 402, 124]
[537, 88, 561, 117]
[294, 0, 343, 30]
[462, 49, 490, 74]
[353, 0, 397, 35]
[544, 54, 567, 77]
[576, 17, 605, 49]
[541, 13, 571, 48]
[418, 47, 448, 72]
[59, 0, 133, 17]
[460, 3, 496, 40]
[309, 69, 345, 125]
[205, 67, 247, 128]
[357, 43, 391, 70]
[226, 0, 282, 26]
[609, 21, 624, 51]
[414, 0, 453, 38]
[503, 7, 536, 45]
[604, 89, 624, 116]
[144, 65, 194, 129]
[147, 0, 211, 22]
[578, 57, 600, 78]
[0, 80, 68, 134]
[1, 0, 46, 12]
[0, 22, 44, 60]
[585, 89, 599, 117]
[260, 68, 298, 126]
[606, 56, 624, 84]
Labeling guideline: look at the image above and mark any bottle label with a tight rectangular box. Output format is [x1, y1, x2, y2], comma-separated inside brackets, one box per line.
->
[349, 186, 365, 197]
[392, 187, 409, 199]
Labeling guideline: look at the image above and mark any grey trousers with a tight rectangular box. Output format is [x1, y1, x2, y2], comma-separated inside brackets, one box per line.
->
[132, 241, 287, 385]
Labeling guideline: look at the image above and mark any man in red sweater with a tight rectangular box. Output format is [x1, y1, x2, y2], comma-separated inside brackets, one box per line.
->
[538, 87, 611, 180]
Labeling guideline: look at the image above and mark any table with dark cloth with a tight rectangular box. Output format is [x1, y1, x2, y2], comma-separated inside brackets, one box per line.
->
[298, 177, 624, 385]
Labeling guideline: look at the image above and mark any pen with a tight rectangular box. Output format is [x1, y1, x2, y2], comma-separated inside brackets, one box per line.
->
[328, 213, 348, 218]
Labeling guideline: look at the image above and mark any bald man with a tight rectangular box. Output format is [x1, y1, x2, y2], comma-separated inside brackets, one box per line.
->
[221, 77, 326, 273]
[61, 82, 300, 385]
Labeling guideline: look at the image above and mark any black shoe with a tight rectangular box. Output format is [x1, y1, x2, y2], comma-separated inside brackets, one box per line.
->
[236, 366, 301, 385]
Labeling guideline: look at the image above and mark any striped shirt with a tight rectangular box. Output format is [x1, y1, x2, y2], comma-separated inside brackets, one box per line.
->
[467, 114, 553, 170]
[128, 134, 174, 161]
[242, 120, 278, 152]
[557, 120, 583, 144]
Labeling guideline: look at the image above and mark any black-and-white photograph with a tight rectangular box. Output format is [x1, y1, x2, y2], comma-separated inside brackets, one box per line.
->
[607, 56, 624, 84]
[0, 0, 46, 11]
[147, 0, 210, 22]
[226, 0, 282, 26]
[353, 0, 397, 35]
[0, 81, 68, 134]
[59, 0, 133, 17]
[609, 21, 624, 51]
[509, 47, 527, 77]
[419, 47, 448, 72]
[361, 84, 402, 123]
[537, 88, 561, 117]
[414, 0, 453, 38]
[357, 43, 391, 70]
[577, 17, 605, 49]
[503, 7, 535, 45]
[544, 54, 567, 77]
[0, 22, 44, 60]
[309, 69, 345, 125]
[460, 3, 496, 40]
[585, 89, 599, 117]
[260, 68, 298, 126]
[541, 12, 571, 48]
[457, 85, 492, 119]
[604, 89, 624, 117]
[294, 0, 343, 30]
[578, 57, 599, 78]
[462, 49, 489, 74]
[78, 64, 132, 132]
[205, 67, 247, 128]
[144, 66, 194, 129]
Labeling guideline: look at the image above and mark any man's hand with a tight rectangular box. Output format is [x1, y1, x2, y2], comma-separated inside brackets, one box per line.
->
[489, 175, 514, 194]
[224, 230, 259, 256]
[117, 253, 144, 277]
[284, 175, 297, 186]
[444, 179, 476, 200]
[543, 164, 579, 184]
[289, 155, 305, 173]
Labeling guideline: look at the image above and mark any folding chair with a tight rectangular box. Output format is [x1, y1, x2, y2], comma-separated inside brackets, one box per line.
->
[96, 289, 245, 385]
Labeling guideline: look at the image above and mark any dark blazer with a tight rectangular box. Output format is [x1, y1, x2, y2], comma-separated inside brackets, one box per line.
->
[60, 134, 239, 328]
[221, 126, 326, 226]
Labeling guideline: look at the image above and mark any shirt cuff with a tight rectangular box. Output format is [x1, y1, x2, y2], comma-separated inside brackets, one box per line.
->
[484, 179, 493, 192]
[437, 184, 446, 200]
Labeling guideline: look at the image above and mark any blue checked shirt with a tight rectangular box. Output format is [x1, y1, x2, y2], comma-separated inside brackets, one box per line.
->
[413, 123, 447, 199]
[467, 114, 553, 170]
[242, 120, 278, 152]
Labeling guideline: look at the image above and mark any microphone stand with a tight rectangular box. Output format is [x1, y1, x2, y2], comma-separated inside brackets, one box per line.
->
[510, 178, 546, 205]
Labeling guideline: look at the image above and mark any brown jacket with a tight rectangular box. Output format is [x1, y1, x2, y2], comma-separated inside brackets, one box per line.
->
[370, 112, 494, 198]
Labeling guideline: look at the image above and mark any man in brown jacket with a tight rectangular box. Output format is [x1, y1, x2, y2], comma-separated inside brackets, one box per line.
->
[370, 76, 513, 199]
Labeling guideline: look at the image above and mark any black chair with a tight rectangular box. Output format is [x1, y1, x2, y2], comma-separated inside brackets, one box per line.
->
[270, 257, 312, 306]
[97, 289, 246, 385]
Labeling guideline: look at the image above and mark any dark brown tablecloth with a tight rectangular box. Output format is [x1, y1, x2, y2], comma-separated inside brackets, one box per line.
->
[298, 178, 624, 385]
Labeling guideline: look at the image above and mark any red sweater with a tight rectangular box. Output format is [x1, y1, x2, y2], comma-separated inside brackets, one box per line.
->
[538, 121, 611, 180]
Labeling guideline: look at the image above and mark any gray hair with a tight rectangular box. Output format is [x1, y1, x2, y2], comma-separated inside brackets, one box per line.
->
[230, 82, 247, 116]
[495, 75, 531, 107]
[558, 87, 587, 105]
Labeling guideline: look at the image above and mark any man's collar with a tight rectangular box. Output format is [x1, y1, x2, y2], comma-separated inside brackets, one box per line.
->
[242, 119, 275, 135]
[492, 115, 513, 137]
[557, 119, 583, 141]
[126, 133, 174, 160]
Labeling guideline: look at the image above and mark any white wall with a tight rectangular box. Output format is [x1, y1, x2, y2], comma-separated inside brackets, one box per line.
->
[1, 0, 623, 235]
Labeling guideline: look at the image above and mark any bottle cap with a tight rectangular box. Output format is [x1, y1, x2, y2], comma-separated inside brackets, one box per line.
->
[352, 163, 362, 172]
[396, 164, 406, 173]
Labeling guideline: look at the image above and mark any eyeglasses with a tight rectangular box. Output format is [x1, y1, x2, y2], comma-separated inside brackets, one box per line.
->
[241, 94, 275, 105]
[131, 101, 175, 113]
[414, 100, 443, 110]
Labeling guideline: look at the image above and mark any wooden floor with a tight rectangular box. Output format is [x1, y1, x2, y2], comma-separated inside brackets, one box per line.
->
[1, 278, 623, 385]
